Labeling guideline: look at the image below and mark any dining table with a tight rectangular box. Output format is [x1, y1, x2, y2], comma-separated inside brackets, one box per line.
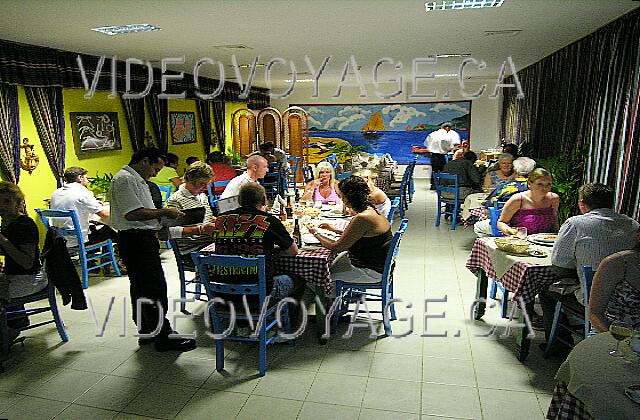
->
[547, 332, 640, 419]
[466, 236, 557, 361]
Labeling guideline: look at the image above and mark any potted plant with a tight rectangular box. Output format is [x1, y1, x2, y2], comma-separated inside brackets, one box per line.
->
[329, 143, 369, 172]
[88, 172, 114, 201]
[537, 147, 586, 224]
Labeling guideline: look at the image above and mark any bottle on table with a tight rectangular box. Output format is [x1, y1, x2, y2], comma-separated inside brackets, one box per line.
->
[285, 196, 293, 219]
[293, 218, 302, 247]
[279, 203, 287, 221]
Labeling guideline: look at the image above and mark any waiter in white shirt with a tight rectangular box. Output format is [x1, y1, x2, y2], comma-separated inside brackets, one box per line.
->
[424, 122, 461, 190]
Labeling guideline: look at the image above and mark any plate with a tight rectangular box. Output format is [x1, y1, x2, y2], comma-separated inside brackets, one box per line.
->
[625, 385, 640, 404]
[301, 233, 320, 245]
[322, 214, 349, 219]
[528, 249, 548, 258]
[528, 233, 557, 246]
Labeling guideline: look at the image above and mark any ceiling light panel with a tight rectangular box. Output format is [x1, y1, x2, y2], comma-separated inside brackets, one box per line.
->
[92, 24, 160, 36]
[425, 0, 505, 12]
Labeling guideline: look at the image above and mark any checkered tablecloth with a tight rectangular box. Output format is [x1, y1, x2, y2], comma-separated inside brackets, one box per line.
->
[469, 206, 488, 221]
[465, 237, 556, 303]
[274, 247, 338, 296]
[547, 382, 594, 420]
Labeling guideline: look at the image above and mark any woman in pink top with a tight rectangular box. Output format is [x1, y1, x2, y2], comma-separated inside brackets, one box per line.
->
[497, 168, 559, 235]
[301, 161, 342, 204]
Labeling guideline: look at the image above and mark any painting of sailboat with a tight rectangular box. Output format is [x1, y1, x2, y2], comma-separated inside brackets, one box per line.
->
[294, 101, 471, 164]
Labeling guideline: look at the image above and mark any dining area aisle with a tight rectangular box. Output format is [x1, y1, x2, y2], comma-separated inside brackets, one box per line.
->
[1, 179, 561, 420]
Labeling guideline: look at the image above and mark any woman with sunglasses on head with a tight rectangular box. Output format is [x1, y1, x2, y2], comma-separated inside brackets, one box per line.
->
[300, 161, 341, 204]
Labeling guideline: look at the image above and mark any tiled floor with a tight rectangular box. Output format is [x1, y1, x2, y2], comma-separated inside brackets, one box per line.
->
[1, 178, 562, 419]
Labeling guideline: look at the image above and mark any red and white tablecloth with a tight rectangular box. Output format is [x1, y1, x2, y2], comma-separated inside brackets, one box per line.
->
[274, 247, 338, 296]
[547, 382, 593, 420]
[465, 237, 556, 303]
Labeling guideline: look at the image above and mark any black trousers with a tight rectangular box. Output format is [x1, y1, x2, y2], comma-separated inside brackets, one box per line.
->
[540, 289, 581, 345]
[88, 224, 119, 245]
[430, 153, 446, 187]
[117, 230, 172, 339]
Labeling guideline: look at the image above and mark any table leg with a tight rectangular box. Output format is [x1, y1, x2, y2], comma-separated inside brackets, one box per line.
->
[515, 300, 535, 362]
[474, 269, 488, 320]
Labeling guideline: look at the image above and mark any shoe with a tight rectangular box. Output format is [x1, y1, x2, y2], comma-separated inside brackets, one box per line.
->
[138, 336, 156, 346]
[154, 337, 197, 352]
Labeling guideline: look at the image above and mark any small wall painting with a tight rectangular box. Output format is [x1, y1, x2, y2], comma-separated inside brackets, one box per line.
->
[70, 112, 122, 154]
[170, 112, 197, 144]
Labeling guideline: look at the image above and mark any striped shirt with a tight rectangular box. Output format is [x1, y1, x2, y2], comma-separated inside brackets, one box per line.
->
[166, 184, 215, 256]
[551, 208, 639, 303]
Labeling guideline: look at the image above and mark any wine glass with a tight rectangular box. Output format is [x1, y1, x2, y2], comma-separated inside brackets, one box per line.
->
[515, 227, 528, 239]
[609, 320, 633, 358]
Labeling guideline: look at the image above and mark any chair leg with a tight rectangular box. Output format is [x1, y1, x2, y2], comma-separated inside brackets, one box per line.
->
[180, 273, 187, 314]
[489, 280, 497, 299]
[80, 254, 89, 289]
[108, 242, 121, 276]
[283, 306, 294, 347]
[48, 284, 68, 342]
[259, 323, 267, 377]
[435, 199, 442, 227]
[215, 340, 225, 372]
[450, 203, 459, 230]
[381, 288, 392, 336]
[500, 291, 509, 319]
[544, 303, 563, 358]
[389, 282, 396, 321]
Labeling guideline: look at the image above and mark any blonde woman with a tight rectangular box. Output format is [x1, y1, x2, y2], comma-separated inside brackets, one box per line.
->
[0, 182, 46, 301]
[354, 170, 391, 218]
[301, 161, 341, 204]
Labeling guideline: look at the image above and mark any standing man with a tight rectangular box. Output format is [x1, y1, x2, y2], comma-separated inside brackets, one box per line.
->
[424, 122, 461, 190]
[541, 183, 639, 353]
[109, 148, 195, 352]
[220, 155, 269, 199]
[50, 166, 114, 247]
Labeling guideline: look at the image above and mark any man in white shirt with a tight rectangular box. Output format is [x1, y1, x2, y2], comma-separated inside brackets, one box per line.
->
[541, 183, 640, 353]
[220, 155, 269, 199]
[424, 122, 461, 190]
[50, 167, 112, 247]
[110, 148, 198, 353]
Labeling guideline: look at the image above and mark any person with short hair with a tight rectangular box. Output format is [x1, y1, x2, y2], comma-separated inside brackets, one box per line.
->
[166, 161, 216, 268]
[211, 183, 303, 301]
[483, 153, 515, 193]
[150, 152, 182, 192]
[424, 122, 461, 190]
[185, 156, 200, 166]
[110, 148, 198, 353]
[540, 183, 639, 353]
[441, 151, 483, 199]
[220, 155, 269, 200]
[50, 166, 114, 247]
[206, 151, 237, 195]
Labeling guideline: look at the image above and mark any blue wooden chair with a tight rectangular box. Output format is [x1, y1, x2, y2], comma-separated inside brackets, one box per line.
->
[168, 239, 204, 314]
[544, 265, 596, 357]
[407, 160, 417, 203]
[0, 275, 68, 371]
[35, 208, 121, 289]
[488, 201, 505, 237]
[191, 253, 293, 376]
[302, 165, 315, 184]
[261, 162, 283, 202]
[333, 219, 409, 336]
[487, 202, 511, 317]
[387, 170, 410, 218]
[433, 173, 463, 230]
[286, 156, 300, 196]
[387, 197, 401, 223]
[157, 185, 173, 207]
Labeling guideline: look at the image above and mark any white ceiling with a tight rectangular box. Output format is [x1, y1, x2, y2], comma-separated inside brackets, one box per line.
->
[0, 0, 637, 88]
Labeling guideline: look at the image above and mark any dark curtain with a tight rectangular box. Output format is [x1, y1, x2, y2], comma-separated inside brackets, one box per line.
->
[196, 99, 212, 156]
[121, 97, 146, 152]
[211, 100, 226, 152]
[146, 94, 169, 153]
[0, 84, 21, 183]
[501, 8, 640, 219]
[24, 86, 65, 187]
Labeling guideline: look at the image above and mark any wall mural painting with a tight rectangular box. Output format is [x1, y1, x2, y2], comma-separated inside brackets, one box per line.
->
[70, 112, 122, 154]
[293, 101, 471, 164]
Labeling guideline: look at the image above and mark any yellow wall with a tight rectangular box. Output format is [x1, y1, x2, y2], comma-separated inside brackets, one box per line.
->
[224, 102, 247, 156]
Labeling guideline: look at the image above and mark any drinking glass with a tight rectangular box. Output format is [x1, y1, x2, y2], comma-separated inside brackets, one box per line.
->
[515, 227, 528, 239]
[609, 320, 633, 358]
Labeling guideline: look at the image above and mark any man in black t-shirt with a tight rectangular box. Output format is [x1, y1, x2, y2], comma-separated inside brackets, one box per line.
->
[212, 183, 303, 299]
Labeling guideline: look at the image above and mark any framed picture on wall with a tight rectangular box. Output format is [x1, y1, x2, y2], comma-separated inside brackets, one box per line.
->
[170, 111, 197, 144]
[70, 112, 122, 154]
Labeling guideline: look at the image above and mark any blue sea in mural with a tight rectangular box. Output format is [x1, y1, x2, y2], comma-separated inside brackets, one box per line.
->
[309, 130, 470, 165]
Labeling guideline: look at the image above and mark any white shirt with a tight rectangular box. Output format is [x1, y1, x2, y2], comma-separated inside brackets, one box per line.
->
[220, 172, 254, 199]
[423, 128, 461, 154]
[109, 165, 161, 231]
[50, 182, 102, 246]
[551, 208, 640, 303]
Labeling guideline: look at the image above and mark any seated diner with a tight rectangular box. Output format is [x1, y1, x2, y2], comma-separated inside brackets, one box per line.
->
[301, 161, 342, 205]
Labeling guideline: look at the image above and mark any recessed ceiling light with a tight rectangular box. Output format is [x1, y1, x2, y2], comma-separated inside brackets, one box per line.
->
[436, 54, 471, 58]
[434, 74, 460, 78]
[484, 29, 522, 37]
[425, 0, 505, 12]
[284, 79, 316, 83]
[92, 24, 160, 36]
[212, 44, 253, 50]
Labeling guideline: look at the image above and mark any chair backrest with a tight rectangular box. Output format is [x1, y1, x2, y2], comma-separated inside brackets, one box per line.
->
[325, 153, 339, 169]
[489, 204, 503, 237]
[157, 185, 172, 207]
[433, 173, 458, 193]
[302, 165, 315, 183]
[35, 208, 84, 249]
[387, 197, 401, 222]
[381, 219, 409, 283]
[212, 180, 230, 197]
[206, 182, 220, 213]
[287, 156, 300, 176]
[581, 264, 595, 336]
[191, 253, 267, 303]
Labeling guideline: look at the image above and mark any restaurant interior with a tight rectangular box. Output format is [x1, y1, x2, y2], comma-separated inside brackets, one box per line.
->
[0, 1, 639, 419]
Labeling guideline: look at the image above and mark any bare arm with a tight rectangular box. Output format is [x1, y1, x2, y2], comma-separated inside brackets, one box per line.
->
[551, 193, 560, 232]
[0, 235, 36, 271]
[483, 173, 492, 192]
[95, 208, 110, 225]
[125, 207, 184, 221]
[310, 214, 372, 252]
[280, 243, 299, 256]
[588, 255, 623, 332]
[497, 194, 520, 235]
[300, 180, 318, 202]
[170, 177, 183, 188]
